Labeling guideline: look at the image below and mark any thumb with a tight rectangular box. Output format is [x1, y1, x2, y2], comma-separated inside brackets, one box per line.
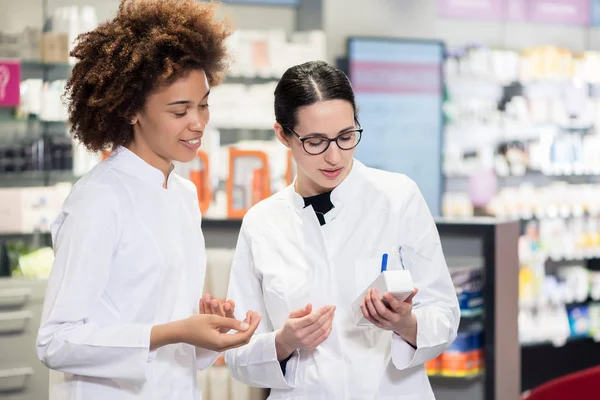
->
[210, 315, 249, 332]
[289, 303, 312, 319]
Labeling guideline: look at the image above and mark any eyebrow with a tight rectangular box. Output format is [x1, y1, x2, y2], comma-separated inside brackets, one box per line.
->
[166, 89, 210, 106]
[305, 125, 356, 137]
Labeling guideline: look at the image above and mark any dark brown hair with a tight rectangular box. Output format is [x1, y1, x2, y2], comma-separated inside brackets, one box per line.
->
[274, 61, 357, 133]
[65, 0, 231, 152]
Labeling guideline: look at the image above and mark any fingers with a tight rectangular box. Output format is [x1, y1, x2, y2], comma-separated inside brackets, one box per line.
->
[224, 302, 236, 320]
[295, 305, 333, 329]
[405, 288, 419, 303]
[300, 306, 335, 335]
[360, 301, 383, 328]
[217, 312, 262, 351]
[364, 291, 385, 327]
[303, 312, 334, 347]
[370, 289, 396, 322]
[201, 294, 216, 315]
[200, 297, 208, 315]
[288, 303, 312, 319]
[210, 314, 250, 332]
[209, 299, 226, 317]
[223, 299, 235, 314]
[383, 288, 418, 313]
[307, 318, 333, 349]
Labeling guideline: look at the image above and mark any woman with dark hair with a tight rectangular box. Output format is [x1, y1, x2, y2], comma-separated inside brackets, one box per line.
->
[224, 61, 460, 399]
[35, 1, 260, 399]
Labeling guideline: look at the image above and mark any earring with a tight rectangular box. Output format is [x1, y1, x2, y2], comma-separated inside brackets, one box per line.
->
[130, 118, 137, 125]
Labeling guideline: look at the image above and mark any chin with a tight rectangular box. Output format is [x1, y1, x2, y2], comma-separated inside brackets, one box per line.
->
[314, 176, 343, 191]
[174, 150, 198, 164]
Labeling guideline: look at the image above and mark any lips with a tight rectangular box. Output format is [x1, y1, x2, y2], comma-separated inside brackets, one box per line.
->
[180, 137, 202, 150]
[320, 167, 343, 179]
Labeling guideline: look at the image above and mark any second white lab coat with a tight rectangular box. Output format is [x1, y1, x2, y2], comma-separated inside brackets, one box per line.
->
[225, 159, 460, 400]
[36, 147, 217, 400]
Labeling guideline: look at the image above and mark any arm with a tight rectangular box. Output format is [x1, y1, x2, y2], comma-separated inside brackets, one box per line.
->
[36, 184, 155, 382]
[224, 225, 299, 389]
[391, 180, 460, 370]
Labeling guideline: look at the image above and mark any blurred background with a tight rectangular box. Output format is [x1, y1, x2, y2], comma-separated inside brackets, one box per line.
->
[1, 0, 600, 399]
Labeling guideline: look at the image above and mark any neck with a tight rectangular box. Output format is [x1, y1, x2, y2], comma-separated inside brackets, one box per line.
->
[126, 138, 172, 188]
[294, 173, 334, 197]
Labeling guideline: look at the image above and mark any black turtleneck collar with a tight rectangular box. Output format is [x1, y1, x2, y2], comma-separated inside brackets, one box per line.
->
[303, 190, 334, 225]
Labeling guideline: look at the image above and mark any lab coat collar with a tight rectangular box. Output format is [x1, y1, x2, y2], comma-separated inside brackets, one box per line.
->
[110, 146, 175, 188]
[287, 158, 364, 214]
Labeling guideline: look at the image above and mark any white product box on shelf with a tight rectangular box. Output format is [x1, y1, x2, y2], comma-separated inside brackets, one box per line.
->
[351, 270, 414, 326]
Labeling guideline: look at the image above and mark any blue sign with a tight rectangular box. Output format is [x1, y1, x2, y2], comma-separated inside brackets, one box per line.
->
[592, 0, 600, 26]
[347, 38, 445, 216]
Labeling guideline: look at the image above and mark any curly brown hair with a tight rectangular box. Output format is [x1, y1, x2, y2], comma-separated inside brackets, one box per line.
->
[65, 0, 232, 152]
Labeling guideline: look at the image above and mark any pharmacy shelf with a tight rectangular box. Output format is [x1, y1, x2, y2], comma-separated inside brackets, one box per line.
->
[20, 60, 71, 69]
[460, 308, 484, 318]
[521, 335, 599, 349]
[0, 117, 67, 124]
[428, 372, 484, 381]
[223, 75, 280, 85]
[0, 170, 78, 187]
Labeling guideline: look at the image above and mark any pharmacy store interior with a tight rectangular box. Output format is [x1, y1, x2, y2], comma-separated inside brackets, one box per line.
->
[1, 0, 600, 399]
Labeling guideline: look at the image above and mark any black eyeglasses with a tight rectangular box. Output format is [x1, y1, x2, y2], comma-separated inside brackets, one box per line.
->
[284, 125, 363, 155]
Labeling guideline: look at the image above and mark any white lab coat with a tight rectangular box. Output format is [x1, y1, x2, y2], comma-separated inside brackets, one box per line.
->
[36, 147, 217, 400]
[225, 159, 460, 400]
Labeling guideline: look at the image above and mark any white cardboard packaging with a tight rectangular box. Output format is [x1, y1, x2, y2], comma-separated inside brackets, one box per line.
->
[351, 270, 415, 326]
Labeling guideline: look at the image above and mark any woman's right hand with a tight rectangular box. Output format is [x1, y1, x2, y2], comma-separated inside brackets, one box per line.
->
[275, 304, 336, 360]
[151, 311, 261, 352]
[183, 311, 261, 352]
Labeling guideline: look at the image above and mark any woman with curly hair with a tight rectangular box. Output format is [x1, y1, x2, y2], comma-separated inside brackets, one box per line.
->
[36, 1, 261, 398]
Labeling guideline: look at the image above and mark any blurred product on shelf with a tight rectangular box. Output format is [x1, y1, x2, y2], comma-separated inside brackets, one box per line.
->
[425, 328, 484, 378]
[225, 29, 325, 79]
[209, 82, 278, 130]
[0, 132, 72, 172]
[0, 28, 41, 60]
[450, 262, 484, 317]
[17, 79, 68, 122]
[425, 258, 485, 378]
[0, 6, 97, 64]
[209, 29, 325, 130]
[45, 6, 98, 65]
[518, 241, 600, 346]
[443, 43, 600, 194]
[0, 184, 71, 234]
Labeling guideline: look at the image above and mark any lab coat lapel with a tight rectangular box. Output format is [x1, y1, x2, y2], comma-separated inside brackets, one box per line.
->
[297, 205, 347, 398]
[298, 204, 334, 311]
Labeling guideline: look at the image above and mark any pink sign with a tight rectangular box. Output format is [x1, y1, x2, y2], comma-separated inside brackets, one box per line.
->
[505, 0, 528, 21]
[438, 0, 505, 20]
[0, 60, 21, 107]
[350, 61, 441, 95]
[529, 0, 590, 25]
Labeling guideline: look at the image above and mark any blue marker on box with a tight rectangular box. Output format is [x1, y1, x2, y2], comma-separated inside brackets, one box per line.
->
[381, 253, 388, 273]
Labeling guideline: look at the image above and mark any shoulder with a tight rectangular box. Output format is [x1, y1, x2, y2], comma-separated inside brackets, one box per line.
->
[240, 187, 291, 237]
[172, 174, 198, 202]
[65, 163, 121, 213]
[358, 163, 421, 205]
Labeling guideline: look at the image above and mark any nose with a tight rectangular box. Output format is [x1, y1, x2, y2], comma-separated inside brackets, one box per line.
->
[324, 140, 342, 165]
[189, 110, 208, 132]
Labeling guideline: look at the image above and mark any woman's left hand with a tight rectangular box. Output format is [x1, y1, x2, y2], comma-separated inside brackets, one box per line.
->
[360, 288, 419, 343]
[200, 294, 237, 333]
